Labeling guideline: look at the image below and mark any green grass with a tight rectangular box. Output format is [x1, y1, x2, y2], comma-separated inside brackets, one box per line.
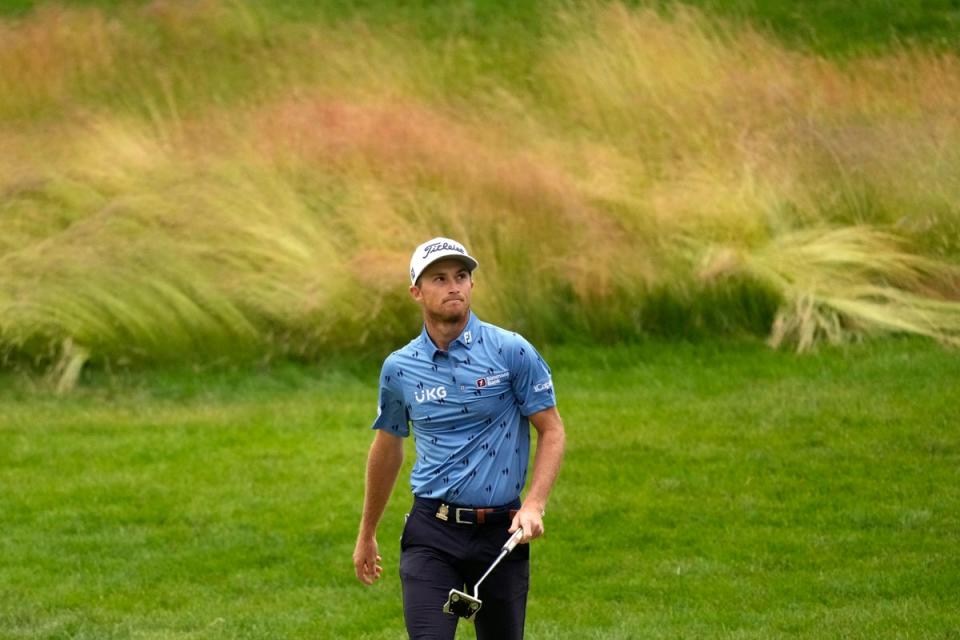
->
[2, 340, 958, 638]
[3, 0, 960, 56]
[665, 0, 960, 55]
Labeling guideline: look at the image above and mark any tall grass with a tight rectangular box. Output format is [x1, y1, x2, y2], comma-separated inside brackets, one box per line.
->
[1, 1, 959, 372]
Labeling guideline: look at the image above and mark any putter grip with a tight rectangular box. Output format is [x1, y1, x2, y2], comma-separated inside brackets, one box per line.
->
[502, 528, 524, 552]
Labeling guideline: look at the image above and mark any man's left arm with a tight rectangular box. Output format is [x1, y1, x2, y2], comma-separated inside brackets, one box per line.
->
[509, 406, 565, 543]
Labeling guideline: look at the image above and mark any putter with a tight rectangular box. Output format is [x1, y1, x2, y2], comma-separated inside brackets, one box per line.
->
[442, 527, 524, 621]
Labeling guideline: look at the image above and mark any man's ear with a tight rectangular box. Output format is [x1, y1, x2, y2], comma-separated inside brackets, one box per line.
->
[409, 284, 422, 302]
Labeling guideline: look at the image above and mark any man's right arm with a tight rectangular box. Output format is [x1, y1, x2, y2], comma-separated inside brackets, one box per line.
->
[353, 429, 404, 585]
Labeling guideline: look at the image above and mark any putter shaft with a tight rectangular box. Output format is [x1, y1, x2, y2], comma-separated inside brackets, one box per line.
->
[472, 528, 524, 598]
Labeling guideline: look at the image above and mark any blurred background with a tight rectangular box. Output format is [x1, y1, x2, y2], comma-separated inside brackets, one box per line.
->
[2, 0, 959, 386]
[3, 4, 960, 639]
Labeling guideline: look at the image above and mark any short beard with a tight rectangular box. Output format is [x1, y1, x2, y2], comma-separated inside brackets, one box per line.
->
[428, 305, 469, 325]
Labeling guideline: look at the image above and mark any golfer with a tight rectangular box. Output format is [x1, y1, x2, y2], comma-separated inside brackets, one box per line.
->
[353, 237, 566, 639]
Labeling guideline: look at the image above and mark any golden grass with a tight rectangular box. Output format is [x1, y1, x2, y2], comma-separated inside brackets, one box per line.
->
[0, 6, 117, 110]
[1, 1, 959, 369]
[700, 227, 960, 351]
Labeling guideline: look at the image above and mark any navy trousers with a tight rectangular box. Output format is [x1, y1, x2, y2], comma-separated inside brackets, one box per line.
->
[399, 498, 530, 640]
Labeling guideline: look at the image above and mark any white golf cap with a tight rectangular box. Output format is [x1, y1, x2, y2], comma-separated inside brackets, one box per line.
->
[409, 237, 479, 285]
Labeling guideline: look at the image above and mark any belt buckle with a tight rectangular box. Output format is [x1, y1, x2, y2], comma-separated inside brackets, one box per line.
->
[455, 508, 473, 524]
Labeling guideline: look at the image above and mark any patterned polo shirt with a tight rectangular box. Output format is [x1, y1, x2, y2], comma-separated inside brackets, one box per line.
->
[372, 312, 556, 506]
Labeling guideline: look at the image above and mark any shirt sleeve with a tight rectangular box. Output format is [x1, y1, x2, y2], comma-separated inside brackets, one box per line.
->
[371, 356, 410, 436]
[507, 335, 557, 417]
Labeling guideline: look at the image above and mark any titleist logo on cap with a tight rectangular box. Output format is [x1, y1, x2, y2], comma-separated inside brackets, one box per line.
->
[422, 241, 466, 259]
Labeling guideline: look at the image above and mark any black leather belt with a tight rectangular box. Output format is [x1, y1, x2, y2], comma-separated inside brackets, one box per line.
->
[415, 497, 519, 526]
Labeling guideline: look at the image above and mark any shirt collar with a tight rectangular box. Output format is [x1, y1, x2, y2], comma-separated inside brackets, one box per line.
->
[419, 312, 481, 360]
[453, 312, 480, 351]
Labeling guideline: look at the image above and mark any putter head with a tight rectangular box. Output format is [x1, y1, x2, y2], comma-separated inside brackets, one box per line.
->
[442, 588, 482, 621]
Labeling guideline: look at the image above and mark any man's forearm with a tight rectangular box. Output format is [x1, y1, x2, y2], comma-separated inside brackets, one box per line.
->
[524, 410, 566, 512]
[358, 432, 404, 539]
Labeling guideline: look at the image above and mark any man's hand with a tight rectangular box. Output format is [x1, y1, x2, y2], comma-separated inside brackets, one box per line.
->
[509, 504, 544, 544]
[354, 431, 403, 586]
[353, 536, 383, 585]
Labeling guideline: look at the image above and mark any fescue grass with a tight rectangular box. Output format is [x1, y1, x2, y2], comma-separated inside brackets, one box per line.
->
[2, 1, 960, 372]
[1, 339, 958, 638]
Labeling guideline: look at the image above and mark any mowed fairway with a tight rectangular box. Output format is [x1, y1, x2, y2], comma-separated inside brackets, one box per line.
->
[1, 340, 958, 639]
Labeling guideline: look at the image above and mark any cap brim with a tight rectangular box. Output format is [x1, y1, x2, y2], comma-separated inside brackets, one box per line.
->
[413, 253, 478, 284]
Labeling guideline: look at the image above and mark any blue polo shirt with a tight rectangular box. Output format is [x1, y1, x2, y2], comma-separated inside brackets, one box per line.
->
[372, 312, 556, 506]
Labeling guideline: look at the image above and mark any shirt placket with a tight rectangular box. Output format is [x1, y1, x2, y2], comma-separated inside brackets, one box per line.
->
[430, 350, 453, 394]
[446, 349, 460, 394]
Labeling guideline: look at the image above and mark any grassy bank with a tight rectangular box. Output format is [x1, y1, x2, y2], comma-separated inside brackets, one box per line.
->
[1, 1, 960, 371]
[1, 339, 958, 638]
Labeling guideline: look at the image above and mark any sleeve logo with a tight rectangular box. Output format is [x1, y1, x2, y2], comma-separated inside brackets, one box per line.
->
[533, 379, 553, 393]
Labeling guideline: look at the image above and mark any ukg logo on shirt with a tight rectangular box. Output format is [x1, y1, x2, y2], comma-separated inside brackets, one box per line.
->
[415, 385, 448, 403]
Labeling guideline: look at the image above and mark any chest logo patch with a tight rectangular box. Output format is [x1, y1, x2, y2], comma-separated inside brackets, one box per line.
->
[476, 372, 510, 388]
[415, 385, 447, 403]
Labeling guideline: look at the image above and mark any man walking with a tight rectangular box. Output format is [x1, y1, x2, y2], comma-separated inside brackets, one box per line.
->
[353, 237, 566, 639]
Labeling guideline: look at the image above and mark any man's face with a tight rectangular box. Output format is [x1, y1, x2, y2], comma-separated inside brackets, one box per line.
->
[410, 258, 474, 322]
